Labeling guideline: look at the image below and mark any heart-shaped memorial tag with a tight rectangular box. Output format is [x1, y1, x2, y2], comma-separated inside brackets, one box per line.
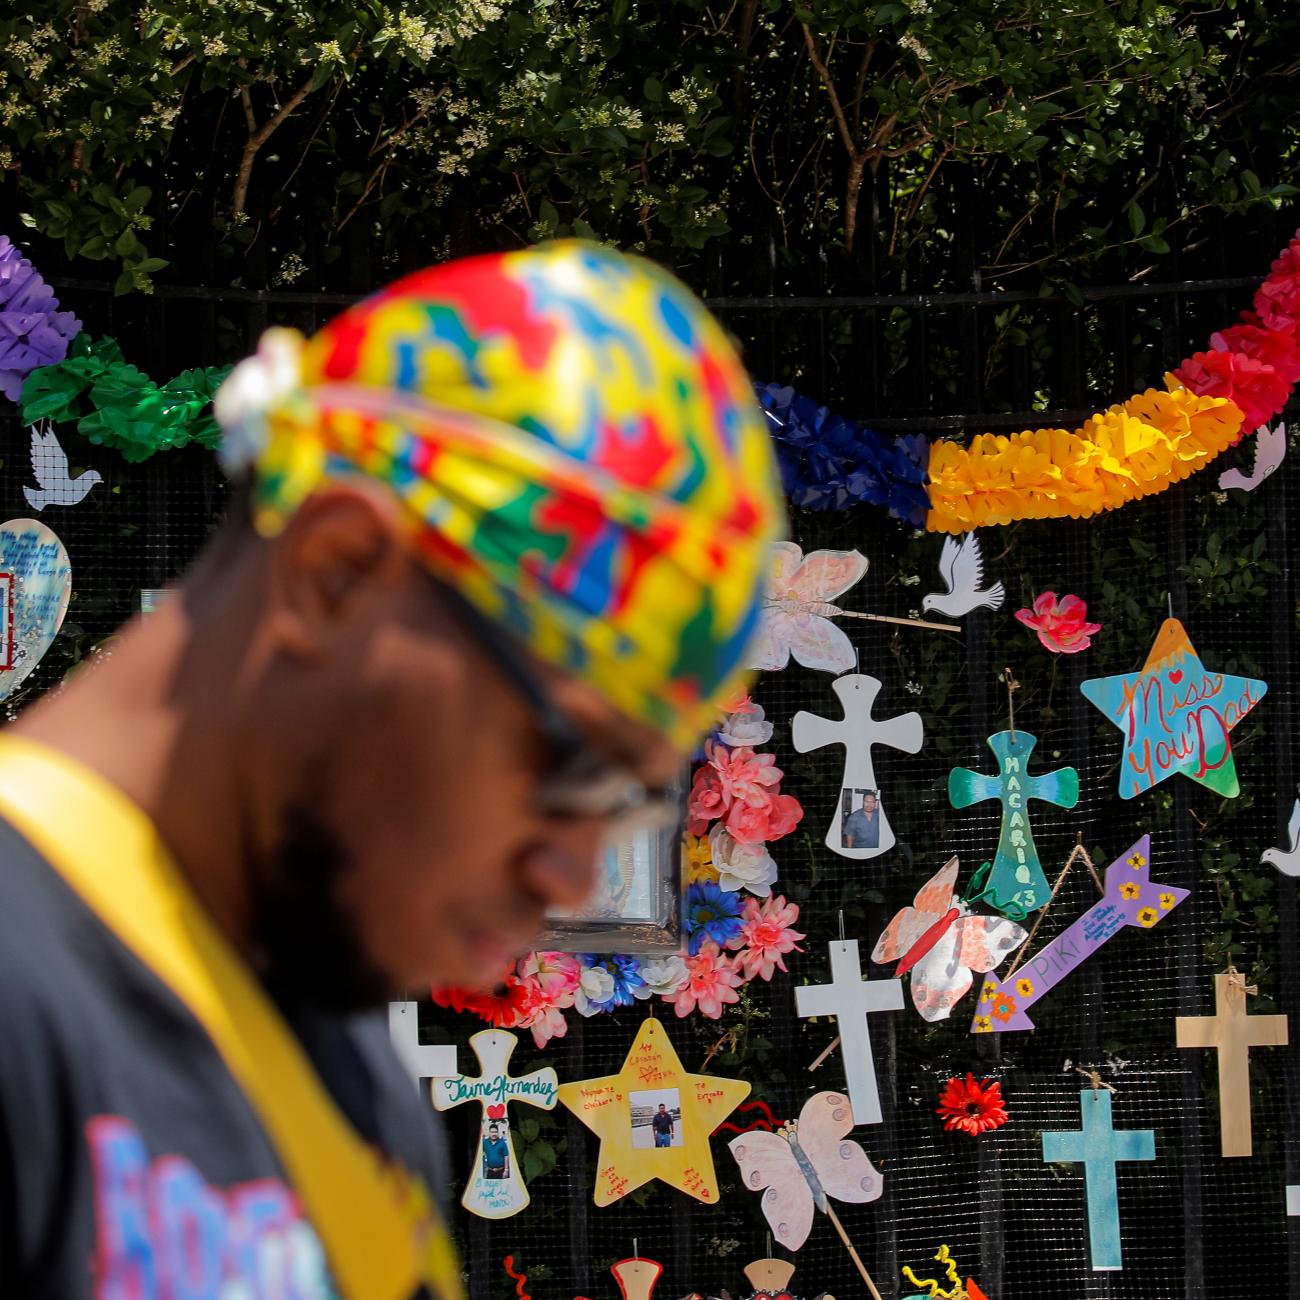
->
[0, 518, 72, 703]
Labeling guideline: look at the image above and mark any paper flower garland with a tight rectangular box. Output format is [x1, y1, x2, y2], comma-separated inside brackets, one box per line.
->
[935, 1075, 1008, 1136]
[20, 334, 231, 462]
[433, 698, 805, 1044]
[0, 235, 81, 401]
[754, 229, 1300, 534]
[1014, 592, 1102, 654]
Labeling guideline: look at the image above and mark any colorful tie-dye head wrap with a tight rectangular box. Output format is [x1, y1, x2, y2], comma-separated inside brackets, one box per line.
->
[215, 241, 786, 750]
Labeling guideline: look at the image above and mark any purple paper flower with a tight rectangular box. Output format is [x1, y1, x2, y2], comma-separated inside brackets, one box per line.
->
[0, 236, 82, 402]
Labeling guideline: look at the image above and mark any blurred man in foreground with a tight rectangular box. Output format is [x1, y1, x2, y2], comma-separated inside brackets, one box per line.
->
[0, 242, 784, 1297]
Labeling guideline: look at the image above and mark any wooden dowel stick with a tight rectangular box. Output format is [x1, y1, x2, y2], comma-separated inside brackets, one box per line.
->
[836, 610, 960, 634]
[808, 1036, 841, 1071]
[825, 1204, 883, 1300]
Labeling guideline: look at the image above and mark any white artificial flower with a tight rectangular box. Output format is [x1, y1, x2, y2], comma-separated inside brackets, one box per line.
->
[214, 327, 303, 472]
[709, 825, 778, 896]
[633, 955, 689, 998]
[716, 700, 774, 747]
[574, 965, 616, 1016]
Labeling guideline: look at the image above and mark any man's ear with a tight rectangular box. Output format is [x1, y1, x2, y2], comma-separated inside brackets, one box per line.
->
[267, 481, 410, 660]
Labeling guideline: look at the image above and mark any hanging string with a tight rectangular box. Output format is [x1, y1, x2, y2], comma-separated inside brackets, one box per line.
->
[1004, 667, 1019, 740]
[1075, 1064, 1118, 1097]
[1003, 839, 1099, 981]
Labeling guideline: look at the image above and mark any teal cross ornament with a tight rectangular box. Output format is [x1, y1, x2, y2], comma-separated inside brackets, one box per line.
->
[948, 730, 1078, 917]
[1041, 1089, 1155, 1271]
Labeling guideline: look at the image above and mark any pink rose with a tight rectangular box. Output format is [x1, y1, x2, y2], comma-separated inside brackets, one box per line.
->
[1014, 592, 1102, 654]
[687, 765, 728, 834]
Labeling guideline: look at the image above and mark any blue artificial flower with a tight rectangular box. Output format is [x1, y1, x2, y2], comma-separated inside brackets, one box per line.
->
[685, 881, 746, 955]
[579, 954, 645, 1009]
[755, 381, 931, 526]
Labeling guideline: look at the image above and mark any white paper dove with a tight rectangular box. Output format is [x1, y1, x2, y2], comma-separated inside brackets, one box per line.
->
[1218, 422, 1286, 493]
[920, 532, 1004, 619]
[1262, 787, 1300, 877]
[747, 541, 869, 674]
[23, 423, 102, 512]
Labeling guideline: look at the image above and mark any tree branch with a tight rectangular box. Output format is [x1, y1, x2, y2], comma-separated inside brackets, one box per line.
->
[230, 77, 316, 220]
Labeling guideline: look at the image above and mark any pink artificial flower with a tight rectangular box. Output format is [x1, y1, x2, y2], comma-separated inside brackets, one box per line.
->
[519, 951, 581, 1001]
[729, 894, 805, 981]
[1014, 592, 1102, 654]
[666, 940, 743, 1019]
[1253, 232, 1300, 334]
[727, 791, 804, 845]
[687, 739, 786, 836]
[512, 973, 572, 1048]
[1212, 321, 1300, 385]
[1172, 347, 1291, 435]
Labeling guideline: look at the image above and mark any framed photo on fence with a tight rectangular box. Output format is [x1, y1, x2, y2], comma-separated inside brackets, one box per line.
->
[539, 785, 685, 955]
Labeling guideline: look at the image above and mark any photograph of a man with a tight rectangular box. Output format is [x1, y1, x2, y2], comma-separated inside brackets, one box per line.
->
[652, 1103, 675, 1147]
[630, 1088, 683, 1149]
[842, 788, 882, 850]
[482, 1120, 510, 1180]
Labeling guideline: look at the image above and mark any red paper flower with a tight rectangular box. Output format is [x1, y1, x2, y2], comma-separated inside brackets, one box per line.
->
[1014, 591, 1102, 654]
[1171, 346, 1291, 435]
[431, 972, 530, 1028]
[1253, 232, 1300, 334]
[936, 1074, 1009, 1136]
[1212, 321, 1300, 385]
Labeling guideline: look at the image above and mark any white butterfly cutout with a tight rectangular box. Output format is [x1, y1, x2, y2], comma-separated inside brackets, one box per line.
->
[747, 541, 869, 674]
[729, 1091, 883, 1250]
[871, 857, 1027, 1022]
[1218, 422, 1287, 493]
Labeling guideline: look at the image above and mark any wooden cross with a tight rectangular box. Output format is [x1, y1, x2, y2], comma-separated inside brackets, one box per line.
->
[1041, 1089, 1155, 1271]
[1288, 1186, 1300, 1218]
[387, 1001, 458, 1100]
[795, 939, 903, 1125]
[792, 674, 923, 860]
[948, 729, 1078, 916]
[431, 1028, 558, 1219]
[1175, 970, 1289, 1157]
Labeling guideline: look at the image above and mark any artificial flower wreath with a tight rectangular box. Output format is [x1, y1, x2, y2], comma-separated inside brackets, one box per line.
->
[433, 697, 805, 1045]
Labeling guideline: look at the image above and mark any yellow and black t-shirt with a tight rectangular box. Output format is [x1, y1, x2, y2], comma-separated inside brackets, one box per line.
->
[0, 736, 462, 1299]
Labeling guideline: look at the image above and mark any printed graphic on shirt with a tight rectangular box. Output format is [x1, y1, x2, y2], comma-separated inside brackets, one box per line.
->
[87, 1115, 338, 1299]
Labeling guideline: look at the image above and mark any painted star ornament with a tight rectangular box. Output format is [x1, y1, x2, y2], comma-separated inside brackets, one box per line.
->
[1080, 617, 1267, 799]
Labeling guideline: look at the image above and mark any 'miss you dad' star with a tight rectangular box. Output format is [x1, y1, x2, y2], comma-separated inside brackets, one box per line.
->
[1080, 618, 1267, 800]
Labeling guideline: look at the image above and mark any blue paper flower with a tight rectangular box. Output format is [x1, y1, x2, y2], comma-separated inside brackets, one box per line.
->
[685, 881, 746, 955]
[0, 235, 81, 403]
[755, 381, 931, 526]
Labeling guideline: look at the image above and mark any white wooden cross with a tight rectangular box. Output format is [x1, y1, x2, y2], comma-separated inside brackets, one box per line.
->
[387, 1000, 459, 1100]
[1288, 1185, 1300, 1218]
[1176, 971, 1288, 1157]
[792, 673, 924, 860]
[795, 938, 903, 1125]
[432, 1028, 559, 1219]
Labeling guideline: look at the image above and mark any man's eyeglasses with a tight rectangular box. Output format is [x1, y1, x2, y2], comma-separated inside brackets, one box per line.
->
[437, 584, 681, 831]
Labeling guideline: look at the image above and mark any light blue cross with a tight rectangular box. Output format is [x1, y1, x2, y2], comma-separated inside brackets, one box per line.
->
[1042, 1089, 1155, 1270]
[948, 730, 1077, 916]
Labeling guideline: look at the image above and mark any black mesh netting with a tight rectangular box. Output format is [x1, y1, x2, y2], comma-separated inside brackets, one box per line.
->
[3, 313, 1297, 1300]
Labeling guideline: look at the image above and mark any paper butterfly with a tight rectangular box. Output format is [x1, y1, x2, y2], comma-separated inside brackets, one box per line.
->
[747, 541, 869, 674]
[871, 857, 1027, 1022]
[728, 1091, 883, 1250]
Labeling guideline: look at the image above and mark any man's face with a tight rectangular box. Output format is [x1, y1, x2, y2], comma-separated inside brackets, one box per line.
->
[863, 794, 877, 815]
[489, 1125, 499, 1138]
[238, 486, 682, 1009]
[659, 1105, 666, 1113]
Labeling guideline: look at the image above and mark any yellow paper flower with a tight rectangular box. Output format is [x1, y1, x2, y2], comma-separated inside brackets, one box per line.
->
[1136, 907, 1159, 928]
[972, 1014, 994, 1033]
[1159, 892, 1177, 911]
[1119, 881, 1140, 901]
[1015, 978, 1034, 997]
[926, 383, 1243, 533]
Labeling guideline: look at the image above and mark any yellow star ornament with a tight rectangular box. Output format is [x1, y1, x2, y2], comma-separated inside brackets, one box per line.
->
[557, 1016, 751, 1206]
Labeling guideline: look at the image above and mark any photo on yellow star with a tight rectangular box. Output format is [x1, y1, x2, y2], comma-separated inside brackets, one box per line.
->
[557, 1016, 751, 1206]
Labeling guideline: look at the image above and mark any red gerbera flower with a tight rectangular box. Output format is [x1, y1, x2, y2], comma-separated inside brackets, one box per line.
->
[936, 1074, 1009, 1136]
[431, 967, 530, 1028]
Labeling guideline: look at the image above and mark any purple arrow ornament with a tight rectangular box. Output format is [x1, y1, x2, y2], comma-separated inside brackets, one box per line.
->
[970, 836, 1187, 1034]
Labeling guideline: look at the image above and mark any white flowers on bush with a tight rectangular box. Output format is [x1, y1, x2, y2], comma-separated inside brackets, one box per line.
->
[709, 824, 778, 896]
